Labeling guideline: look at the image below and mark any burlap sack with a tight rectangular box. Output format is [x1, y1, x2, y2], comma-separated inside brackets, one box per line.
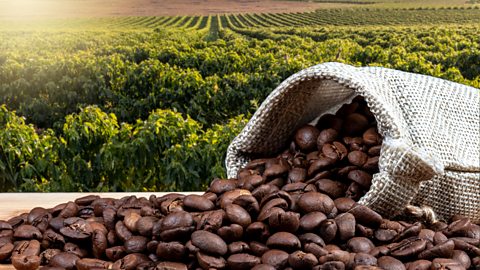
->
[226, 62, 480, 223]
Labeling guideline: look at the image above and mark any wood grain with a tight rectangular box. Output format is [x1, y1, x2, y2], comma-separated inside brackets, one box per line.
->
[0, 192, 202, 270]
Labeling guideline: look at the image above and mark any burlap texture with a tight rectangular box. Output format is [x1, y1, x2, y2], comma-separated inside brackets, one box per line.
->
[226, 62, 480, 223]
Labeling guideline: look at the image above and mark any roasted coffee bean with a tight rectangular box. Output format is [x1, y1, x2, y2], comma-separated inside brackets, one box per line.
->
[0, 241, 14, 261]
[76, 258, 111, 270]
[60, 217, 92, 240]
[300, 212, 327, 232]
[417, 239, 454, 259]
[11, 255, 41, 270]
[322, 142, 348, 161]
[124, 235, 148, 253]
[92, 230, 107, 258]
[452, 250, 471, 269]
[123, 212, 141, 233]
[266, 232, 301, 251]
[158, 211, 194, 242]
[217, 223, 244, 243]
[347, 170, 372, 189]
[431, 258, 465, 270]
[406, 260, 431, 270]
[105, 246, 126, 261]
[295, 125, 320, 152]
[298, 192, 335, 214]
[183, 195, 215, 212]
[155, 261, 187, 270]
[343, 113, 369, 135]
[63, 242, 88, 258]
[13, 240, 41, 257]
[377, 256, 405, 270]
[227, 253, 261, 270]
[363, 128, 381, 146]
[49, 252, 80, 270]
[228, 241, 250, 254]
[136, 216, 158, 237]
[196, 251, 226, 269]
[347, 237, 375, 253]
[390, 238, 427, 258]
[348, 151, 368, 167]
[225, 204, 251, 228]
[335, 213, 356, 241]
[191, 230, 227, 256]
[261, 249, 289, 269]
[156, 242, 185, 261]
[349, 204, 382, 228]
[252, 264, 276, 270]
[14, 225, 42, 240]
[112, 253, 149, 270]
[354, 253, 377, 267]
[268, 211, 300, 233]
[289, 250, 318, 269]
[316, 179, 346, 199]
[319, 219, 338, 244]
[58, 202, 78, 219]
[317, 128, 339, 149]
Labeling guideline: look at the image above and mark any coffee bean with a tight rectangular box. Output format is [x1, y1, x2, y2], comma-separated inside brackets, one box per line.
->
[227, 253, 261, 270]
[14, 225, 42, 240]
[348, 204, 382, 228]
[390, 238, 427, 258]
[343, 113, 369, 135]
[298, 192, 335, 214]
[217, 224, 243, 243]
[347, 237, 375, 253]
[319, 219, 337, 244]
[60, 217, 92, 240]
[377, 256, 405, 270]
[252, 264, 276, 270]
[191, 230, 227, 256]
[317, 128, 339, 149]
[300, 212, 327, 232]
[354, 253, 377, 267]
[268, 211, 300, 233]
[431, 258, 465, 270]
[417, 239, 454, 260]
[261, 249, 289, 269]
[289, 250, 318, 269]
[155, 262, 187, 270]
[295, 125, 320, 152]
[11, 255, 41, 270]
[347, 170, 372, 189]
[228, 241, 250, 254]
[406, 260, 431, 270]
[335, 213, 356, 241]
[452, 250, 471, 269]
[316, 179, 346, 199]
[76, 258, 111, 270]
[322, 142, 348, 161]
[124, 235, 148, 253]
[156, 242, 185, 261]
[49, 252, 79, 270]
[196, 251, 226, 269]
[13, 240, 41, 257]
[348, 151, 368, 167]
[225, 204, 251, 228]
[266, 232, 301, 251]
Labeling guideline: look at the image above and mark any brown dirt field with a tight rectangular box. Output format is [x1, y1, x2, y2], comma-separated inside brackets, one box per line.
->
[0, 0, 360, 19]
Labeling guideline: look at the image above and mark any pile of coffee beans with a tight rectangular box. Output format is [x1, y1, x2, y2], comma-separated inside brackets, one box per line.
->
[1, 97, 479, 270]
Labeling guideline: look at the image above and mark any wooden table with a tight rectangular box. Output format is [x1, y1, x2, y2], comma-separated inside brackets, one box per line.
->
[0, 192, 202, 270]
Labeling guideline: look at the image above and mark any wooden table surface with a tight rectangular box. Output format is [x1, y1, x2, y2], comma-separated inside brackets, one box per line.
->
[0, 192, 202, 270]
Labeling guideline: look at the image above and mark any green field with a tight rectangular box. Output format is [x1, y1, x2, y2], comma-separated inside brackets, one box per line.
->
[0, 7, 479, 192]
